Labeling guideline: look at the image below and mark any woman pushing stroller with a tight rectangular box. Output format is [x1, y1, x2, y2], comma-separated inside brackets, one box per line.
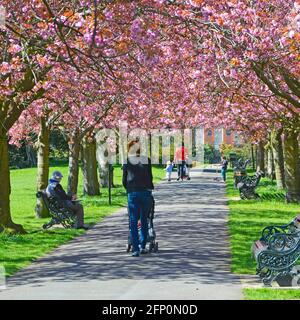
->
[174, 143, 191, 181]
[122, 139, 154, 257]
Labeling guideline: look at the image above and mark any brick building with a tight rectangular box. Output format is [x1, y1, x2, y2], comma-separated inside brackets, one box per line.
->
[204, 128, 241, 149]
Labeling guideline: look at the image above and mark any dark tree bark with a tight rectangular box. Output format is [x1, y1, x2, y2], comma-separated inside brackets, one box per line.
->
[35, 116, 50, 218]
[283, 130, 300, 203]
[256, 141, 265, 172]
[251, 144, 256, 171]
[0, 67, 47, 234]
[266, 146, 275, 180]
[82, 136, 100, 195]
[0, 132, 26, 233]
[25, 144, 37, 167]
[67, 130, 81, 196]
[270, 129, 285, 189]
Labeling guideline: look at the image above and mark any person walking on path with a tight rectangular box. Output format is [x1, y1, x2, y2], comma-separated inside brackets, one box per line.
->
[164, 161, 174, 181]
[220, 156, 229, 182]
[46, 171, 88, 229]
[185, 155, 192, 180]
[174, 143, 190, 181]
[122, 139, 154, 257]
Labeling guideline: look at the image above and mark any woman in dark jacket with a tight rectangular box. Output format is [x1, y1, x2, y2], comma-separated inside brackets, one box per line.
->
[122, 139, 154, 257]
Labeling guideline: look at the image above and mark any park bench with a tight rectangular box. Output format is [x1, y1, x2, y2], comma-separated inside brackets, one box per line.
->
[252, 215, 300, 286]
[233, 158, 250, 188]
[36, 190, 76, 229]
[237, 170, 265, 200]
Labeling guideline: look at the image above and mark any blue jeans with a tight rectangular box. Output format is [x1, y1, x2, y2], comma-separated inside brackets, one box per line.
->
[128, 191, 153, 252]
[177, 161, 186, 178]
[221, 168, 227, 181]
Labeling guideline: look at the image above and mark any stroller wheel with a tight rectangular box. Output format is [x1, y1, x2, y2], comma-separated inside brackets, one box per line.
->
[42, 223, 51, 230]
[149, 242, 153, 253]
[126, 244, 131, 253]
[240, 193, 246, 200]
[154, 242, 159, 253]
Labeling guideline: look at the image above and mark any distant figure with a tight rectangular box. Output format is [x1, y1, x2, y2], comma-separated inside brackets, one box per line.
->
[46, 171, 88, 230]
[174, 144, 189, 181]
[164, 161, 174, 181]
[221, 156, 229, 182]
[185, 155, 192, 180]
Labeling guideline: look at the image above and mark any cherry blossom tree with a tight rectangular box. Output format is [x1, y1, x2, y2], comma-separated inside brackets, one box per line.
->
[5, 0, 300, 236]
[143, 0, 300, 201]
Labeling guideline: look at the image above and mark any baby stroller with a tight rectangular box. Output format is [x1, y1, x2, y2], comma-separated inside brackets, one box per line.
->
[126, 194, 158, 253]
[177, 161, 191, 181]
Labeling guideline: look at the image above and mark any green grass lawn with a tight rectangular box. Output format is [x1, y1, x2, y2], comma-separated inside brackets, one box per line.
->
[244, 288, 300, 300]
[225, 169, 300, 300]
[0, 163, 165, 276]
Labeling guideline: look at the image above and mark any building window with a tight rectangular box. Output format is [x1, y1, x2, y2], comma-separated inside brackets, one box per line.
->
[207, 129, 212, 137]
[226, 129, 231, 136]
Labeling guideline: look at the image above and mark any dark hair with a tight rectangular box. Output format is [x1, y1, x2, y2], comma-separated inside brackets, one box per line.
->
[127, 139, 140, 156]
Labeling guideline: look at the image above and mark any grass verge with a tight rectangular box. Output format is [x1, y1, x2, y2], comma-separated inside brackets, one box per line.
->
[225, 169, 300, 300]
[0, 164, 165, 276]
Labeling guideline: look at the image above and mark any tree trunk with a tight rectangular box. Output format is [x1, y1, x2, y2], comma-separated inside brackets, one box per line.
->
[96, 136, 109, 187]
[25, 144, 37, 167]
[283, 130, 300, 203]
[35, 117, 50, 218]
[117, 129, 127, 166]
[0, 133, 26, 234]
[256, 141, 265, 172]
[251, 144, 256, 171]
[82, 137, 100, 195]
[119, 140, 126, 166]
[270, 129, 285, 189]
[67, 131, 81, 196]
[267, 147, 275, 180]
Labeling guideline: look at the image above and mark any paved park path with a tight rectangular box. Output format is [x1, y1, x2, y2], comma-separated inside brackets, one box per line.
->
[0, 168, 246, 300]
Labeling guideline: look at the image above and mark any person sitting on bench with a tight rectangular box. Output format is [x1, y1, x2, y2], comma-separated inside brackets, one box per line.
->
[46, 171, 88, 230]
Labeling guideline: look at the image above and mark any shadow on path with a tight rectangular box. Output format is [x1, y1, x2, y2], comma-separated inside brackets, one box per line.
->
[1, 170, 242, 299]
